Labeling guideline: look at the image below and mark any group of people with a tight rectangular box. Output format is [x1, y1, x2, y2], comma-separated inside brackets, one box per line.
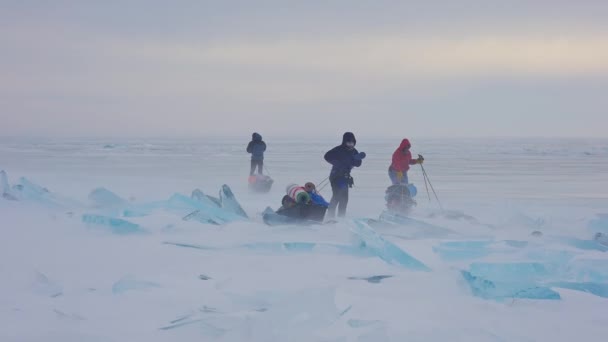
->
[246, 132, 424, 219]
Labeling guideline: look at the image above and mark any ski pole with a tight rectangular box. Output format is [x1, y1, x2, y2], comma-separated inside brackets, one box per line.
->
[421, 167, 431, 202]
[420, 164, 443, 211]
[418, 154, 431, 202]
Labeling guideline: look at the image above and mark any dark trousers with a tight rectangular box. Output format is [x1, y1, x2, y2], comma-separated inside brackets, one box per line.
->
[327, 182, 349, 218]
[250, 160, 263, 175]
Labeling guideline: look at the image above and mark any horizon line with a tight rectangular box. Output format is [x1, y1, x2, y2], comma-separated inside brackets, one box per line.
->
[0, 134, 607, 141]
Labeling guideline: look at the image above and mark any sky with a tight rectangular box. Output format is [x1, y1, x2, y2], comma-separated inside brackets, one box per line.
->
[1, 0, 607, 138]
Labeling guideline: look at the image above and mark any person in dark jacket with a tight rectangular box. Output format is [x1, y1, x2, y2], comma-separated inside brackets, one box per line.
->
[246, 132, 266, 175]
[324, 132, 366, 218]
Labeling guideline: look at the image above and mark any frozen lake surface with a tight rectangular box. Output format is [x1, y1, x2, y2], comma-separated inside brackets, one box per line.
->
[1, 136, 608, 341]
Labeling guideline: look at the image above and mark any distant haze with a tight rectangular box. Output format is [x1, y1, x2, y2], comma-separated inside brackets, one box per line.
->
[1, 1, 607, 138]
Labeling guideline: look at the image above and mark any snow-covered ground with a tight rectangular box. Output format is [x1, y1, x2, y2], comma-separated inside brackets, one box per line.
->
[1, 137, 608, 341]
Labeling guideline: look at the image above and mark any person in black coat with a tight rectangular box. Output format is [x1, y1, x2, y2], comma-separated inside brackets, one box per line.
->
[246, 132, 266, 175]
[324, 132, 366, 218]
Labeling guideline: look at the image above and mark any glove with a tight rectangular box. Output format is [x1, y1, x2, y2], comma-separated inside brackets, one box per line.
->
[417, 154, 424, 164]
[353, 152, 366, 160]
[396, 171, 404, 181]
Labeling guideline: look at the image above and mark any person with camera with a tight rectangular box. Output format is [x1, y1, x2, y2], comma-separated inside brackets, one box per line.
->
[324, 132, 366, 218]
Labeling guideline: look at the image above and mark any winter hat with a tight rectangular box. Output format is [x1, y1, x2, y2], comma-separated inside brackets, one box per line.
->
[399, 139, 411, 149]
[342, 132, 356, 145]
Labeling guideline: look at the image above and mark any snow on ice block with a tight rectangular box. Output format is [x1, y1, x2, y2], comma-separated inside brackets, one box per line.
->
[1, 170, 9, 193]
[82, 214, 144, 234]
[168, 193, 242, 224]
[241, 241, 358, 255]
[32, 272, 63, 298]
[525, 249, 574, 264]
[0, 170, 8, 191]
[166, 193, 206, 211]
[469, 257, 606, 276]
[433, 240, 493, 260]
[468, 262, 558, 283]
[288, 241, 369, 256]
[122, 201, 166, 217]
[463, 261, 608, 299]
[377, 211, 457, 238]
[119, 190, 228, 219]
[160, 288, 347, 339]
[241, 242, 290, 253]
[347, 319, 384, 328]
[348, 275, 394, 284]
[17, 177, 48, 197]
[461, 270, 561, 301]
[428, 209, 480, 224]
[282, 242, 317, 252]
[563, 259, 608, 283]
[182, 210, 222, 225]
[166, 194, 219, 222]
[434, 239, 533, 261]
[595, 233, 608, 247]
[112, 275, 160, 294]
[504, 240, 529, 248]
[549, 282, 608, 298]
[159, 318, 226, 337]
[168, 241, 327, 254]
[88, 187, 127, 209]
[352, 220, 430, 271]
[163, 241, 217, 251]
[555, 236, 608, 252]
[191, 189, 221, 208]
[0, 170, 17, 200]
[13, 177, 81, 208]
[588, 215, 608, 234]
[219, 184, 248, 218]
[504, 213, 547, 229]
[164, 240, 369, 260]
[246, 287, 345, 341]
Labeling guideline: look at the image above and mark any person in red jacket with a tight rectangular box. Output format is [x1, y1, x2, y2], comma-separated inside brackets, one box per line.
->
[388, 139, 424, 185]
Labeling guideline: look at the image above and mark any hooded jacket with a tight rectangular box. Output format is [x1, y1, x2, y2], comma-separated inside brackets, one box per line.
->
[324, 132, 362, 179]
[390, 139, 417, 172]
[247, 133, 266, 160]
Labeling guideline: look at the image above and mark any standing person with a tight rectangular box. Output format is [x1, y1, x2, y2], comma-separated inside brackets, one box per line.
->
[324, 132, 366, 218]
[388, 138, 424, 185]
[246, 132, 266, 175]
